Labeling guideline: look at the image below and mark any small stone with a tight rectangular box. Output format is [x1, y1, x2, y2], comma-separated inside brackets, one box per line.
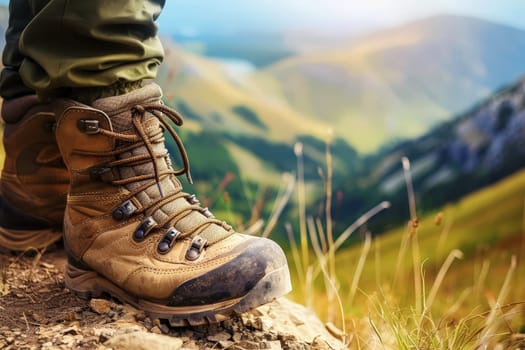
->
[207, 331, 232, 342]
[250, 317, 264, 331]
[93, 327, 115, 343]
[311, 337, 333, 350]
[261, 341, 282, 350]
[240, 314, 252, 326]
[263, 319, 274, 331]
[134, 311, 146, 322]
[79, 336, 100, 349]
[264, 331, 279, 341]
[219, 340, 234, 348]
[158, 324, 170, 335]
[278, 333, 296, 342]
[31, 312, 44, 322]
[104, 331, 183, 350]
[62, 310, 77, 322]
[232, 332, 243, 342]
[61, 326, 79, 335]
[283, 341, 308, 350]
[181, 340, 200, 350]
[234, 340, 260, 349]
[249, 308, 264, 317]
[143, 317, 153, 330]
[89, 298, 114, 315]
[61, 334, 77, 347]
[150, 326, 162, 334]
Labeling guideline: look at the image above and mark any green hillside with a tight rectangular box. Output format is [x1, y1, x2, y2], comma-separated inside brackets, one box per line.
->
[156, 40, 328, 143]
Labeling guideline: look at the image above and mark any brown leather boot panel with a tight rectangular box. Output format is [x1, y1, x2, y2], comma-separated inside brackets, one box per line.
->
[55, 106, 115, 171]
[1, 97, 69, 233]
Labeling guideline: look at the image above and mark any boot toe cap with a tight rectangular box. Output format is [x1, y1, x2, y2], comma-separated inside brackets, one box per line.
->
[168, 237, 288, 307]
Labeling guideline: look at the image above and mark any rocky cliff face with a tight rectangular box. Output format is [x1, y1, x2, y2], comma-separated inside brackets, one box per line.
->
[446, 80, 525, 174]
[334, 76, 525, 229]
[374, 77, 525, 210]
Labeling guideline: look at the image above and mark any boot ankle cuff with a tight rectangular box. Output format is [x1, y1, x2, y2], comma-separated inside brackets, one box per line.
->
[68, 80, 144, 105]
[1, 94, 40, 123]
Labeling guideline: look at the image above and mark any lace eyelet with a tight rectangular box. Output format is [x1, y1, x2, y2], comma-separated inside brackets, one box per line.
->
[113, 200, 137, 221]
[133, 216, 157, 242]
[200, 207, 214, 218]
[157, 227, 181, 254]
[186, 194, 200, 205]
[77, 119, 100, 134]
[185, 236, 207, 261]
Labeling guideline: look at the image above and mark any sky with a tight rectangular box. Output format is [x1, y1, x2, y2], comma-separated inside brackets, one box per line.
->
[0, 0, 523, 36]
[157, 0, 525, 36]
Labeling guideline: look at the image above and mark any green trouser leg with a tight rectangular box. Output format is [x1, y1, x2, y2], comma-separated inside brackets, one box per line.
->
[0, 0, 165, 102]
[0, 0, 34, 99]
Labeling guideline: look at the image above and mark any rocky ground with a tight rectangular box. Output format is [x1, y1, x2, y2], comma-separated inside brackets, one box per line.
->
[0, 247, 345, 350]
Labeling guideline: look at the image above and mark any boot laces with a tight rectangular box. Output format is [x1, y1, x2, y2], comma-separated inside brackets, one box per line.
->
[76, 103, 234, 258]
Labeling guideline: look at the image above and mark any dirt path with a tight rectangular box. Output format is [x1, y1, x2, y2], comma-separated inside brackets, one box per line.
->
[0, 247, 343, 350]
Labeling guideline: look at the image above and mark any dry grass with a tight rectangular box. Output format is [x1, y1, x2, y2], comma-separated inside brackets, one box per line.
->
[281, 137, 525, 349]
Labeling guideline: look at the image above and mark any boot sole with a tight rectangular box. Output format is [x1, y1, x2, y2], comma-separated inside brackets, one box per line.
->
[0, 226, 62, 252]
[65, 262, 292, 327]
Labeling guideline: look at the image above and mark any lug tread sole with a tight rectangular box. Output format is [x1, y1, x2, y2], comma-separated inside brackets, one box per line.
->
[65, 262, 292, 327]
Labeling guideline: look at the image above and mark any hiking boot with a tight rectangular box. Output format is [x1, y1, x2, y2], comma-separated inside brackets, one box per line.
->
[54, 84, 291, 326]
[0, 95, 69, 251]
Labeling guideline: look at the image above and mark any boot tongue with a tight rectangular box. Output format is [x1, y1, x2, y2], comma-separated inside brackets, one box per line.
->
[91, 84, 232, 243]
[91, 84, 163, 134]
[91, 83, 174, 192]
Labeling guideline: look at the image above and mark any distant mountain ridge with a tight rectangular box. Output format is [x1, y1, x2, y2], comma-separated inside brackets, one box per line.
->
[250, 14, 525, 152]
[158, 14, 525, 158]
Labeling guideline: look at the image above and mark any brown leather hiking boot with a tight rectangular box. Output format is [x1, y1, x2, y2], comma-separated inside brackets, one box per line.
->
[54, 84, 291, 326]
[0, 95, 69, 251]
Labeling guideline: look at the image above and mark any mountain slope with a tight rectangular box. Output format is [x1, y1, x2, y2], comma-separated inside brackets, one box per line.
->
[334, 76, 525, 232]
[156, 39, 328, 143]
[251, 15, 525, 152]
